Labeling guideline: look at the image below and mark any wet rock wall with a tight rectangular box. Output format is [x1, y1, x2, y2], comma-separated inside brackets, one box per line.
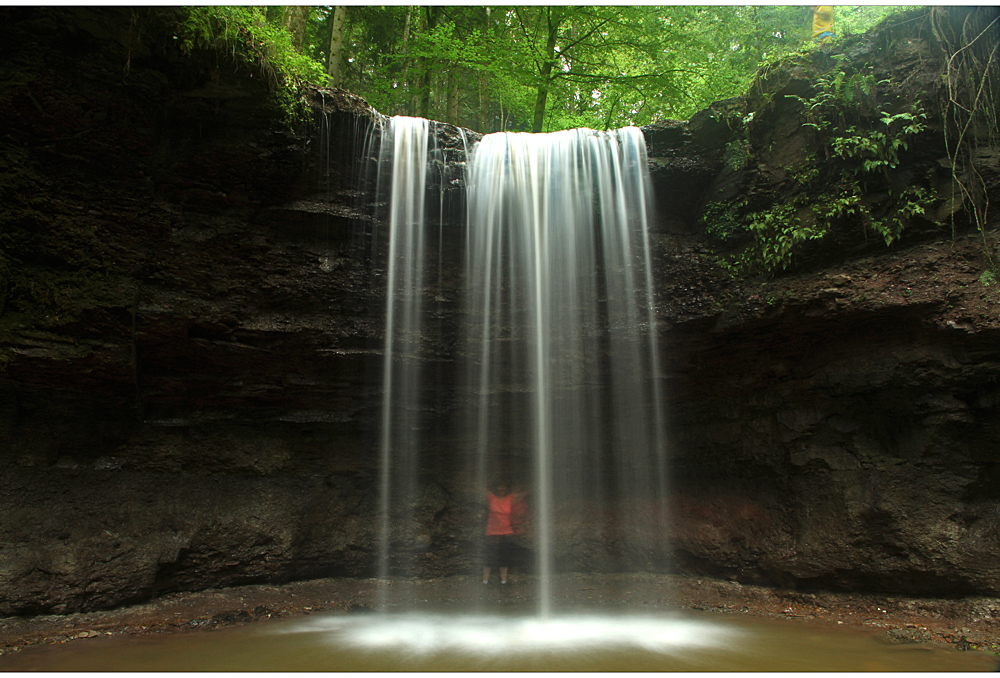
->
[0, 7, 386, 614]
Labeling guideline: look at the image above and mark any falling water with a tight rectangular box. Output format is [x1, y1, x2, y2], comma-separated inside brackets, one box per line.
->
[374, 118, 667, 614]
[464, 127, 667, 615]
[374, 116, 431, 605]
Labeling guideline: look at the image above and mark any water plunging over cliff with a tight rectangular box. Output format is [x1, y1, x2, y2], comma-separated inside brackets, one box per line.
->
[463, 127, 667, 614]
[375, 117, 667, 613]
[375, 117, 430, 597]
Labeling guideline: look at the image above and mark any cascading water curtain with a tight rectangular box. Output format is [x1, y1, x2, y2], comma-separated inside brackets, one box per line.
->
[374, 119, 667, 615]
[464, 127, 667, 616]
[375, 116, 430, 608]
[372, 116, 468, 610]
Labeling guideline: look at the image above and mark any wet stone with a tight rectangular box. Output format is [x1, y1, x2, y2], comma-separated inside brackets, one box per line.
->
[884, 627, 932, 644]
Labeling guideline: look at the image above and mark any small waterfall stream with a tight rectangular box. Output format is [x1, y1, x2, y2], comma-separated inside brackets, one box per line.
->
[376, 117, 430, 603]
[374, 116, 667, 614]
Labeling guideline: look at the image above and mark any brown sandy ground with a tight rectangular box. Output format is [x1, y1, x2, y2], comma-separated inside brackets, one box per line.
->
[1, 573, 998, 664]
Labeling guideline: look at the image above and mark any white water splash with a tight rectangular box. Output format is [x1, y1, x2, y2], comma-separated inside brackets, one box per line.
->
[280, 613, 737, 656]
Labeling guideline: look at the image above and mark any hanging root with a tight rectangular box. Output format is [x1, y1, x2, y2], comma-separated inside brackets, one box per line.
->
[931, 6, 1000, 269]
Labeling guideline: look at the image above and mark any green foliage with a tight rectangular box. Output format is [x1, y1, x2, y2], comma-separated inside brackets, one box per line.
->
[830, 105, 927, 176]
[812, 189, 865, 223]
[981, 269, 997, 288]
[835, 5, 919, 36]
[719, 203, 829, 276]
[813, 183, 937, 248]
[781, 154, 821, 188]
[704, 8, 950, 280]
[787, 66, 887, 133]
[719, 157, 939, 276]
[177, 6, 329, 120]
[897, 185, 935, 220]
[702, 200, 747, 241]
[767, 58, 936, 264]
[794, 165, 820, 188]
[312, 5, 911, 133]
[166, 5, 918, 133]
[788, 61, 928, 183]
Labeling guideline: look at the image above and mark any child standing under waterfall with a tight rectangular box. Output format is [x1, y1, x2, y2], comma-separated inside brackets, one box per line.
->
[483, 477, 526, 585]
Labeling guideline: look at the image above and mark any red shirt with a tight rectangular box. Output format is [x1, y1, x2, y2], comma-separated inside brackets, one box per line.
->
[486, 492, 514, 535]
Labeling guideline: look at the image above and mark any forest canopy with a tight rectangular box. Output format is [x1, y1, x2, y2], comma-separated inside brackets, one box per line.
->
[181, 5, 915, 133]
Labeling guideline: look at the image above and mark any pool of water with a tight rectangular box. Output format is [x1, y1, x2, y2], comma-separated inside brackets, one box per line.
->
[2, 609, 994, 671]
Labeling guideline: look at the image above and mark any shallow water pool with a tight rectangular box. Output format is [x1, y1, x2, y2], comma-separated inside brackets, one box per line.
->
[0, 612, 996, 671]
[1, 609, 994, 671]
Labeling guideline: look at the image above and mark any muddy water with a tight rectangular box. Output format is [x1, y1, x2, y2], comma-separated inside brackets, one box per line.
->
[1, 607, 994, 672]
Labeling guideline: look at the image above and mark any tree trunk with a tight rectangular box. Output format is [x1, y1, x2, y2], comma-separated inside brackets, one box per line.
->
[532, 8, 562, 133]
[326, 6, 348, 86]
[532, 81, 550, 134]
[281, 6, 309, 51]
[570, 21, 589, 115]
[398, 6, 413, 115]
[418, 6, 440, 120]
[411, 7, 428, 116]
[477, 7, 491, 132]
[478, 71, 490, 132]
[447, 70, 460, 125]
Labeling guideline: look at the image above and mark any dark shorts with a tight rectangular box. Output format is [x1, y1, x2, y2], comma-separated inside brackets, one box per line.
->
[484, 535, 514, 566]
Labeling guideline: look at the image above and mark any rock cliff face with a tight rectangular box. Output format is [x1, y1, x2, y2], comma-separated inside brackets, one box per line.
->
[0, 6, 998, 614]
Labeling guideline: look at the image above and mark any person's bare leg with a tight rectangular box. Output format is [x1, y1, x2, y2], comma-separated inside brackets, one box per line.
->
[500, 566, 508, 584]
[483, 567, 490, 584]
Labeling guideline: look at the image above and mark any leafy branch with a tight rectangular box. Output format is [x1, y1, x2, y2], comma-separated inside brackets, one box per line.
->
[830, 105, 927, 180]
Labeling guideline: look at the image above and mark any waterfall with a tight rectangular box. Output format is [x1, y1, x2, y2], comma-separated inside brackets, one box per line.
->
[464, 127, 666, 615]
[374, 118, 667, 614]
[373, 116, 432, 607]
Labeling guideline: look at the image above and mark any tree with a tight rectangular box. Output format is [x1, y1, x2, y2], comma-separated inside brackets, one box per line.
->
[181, 6, 920, 134]
[527, 7, 563, 133]
[417, 7, 440, 119]
[281, 6, 309, 51]
[326, 6, 347, 86]
[501, 6, 698, 132]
